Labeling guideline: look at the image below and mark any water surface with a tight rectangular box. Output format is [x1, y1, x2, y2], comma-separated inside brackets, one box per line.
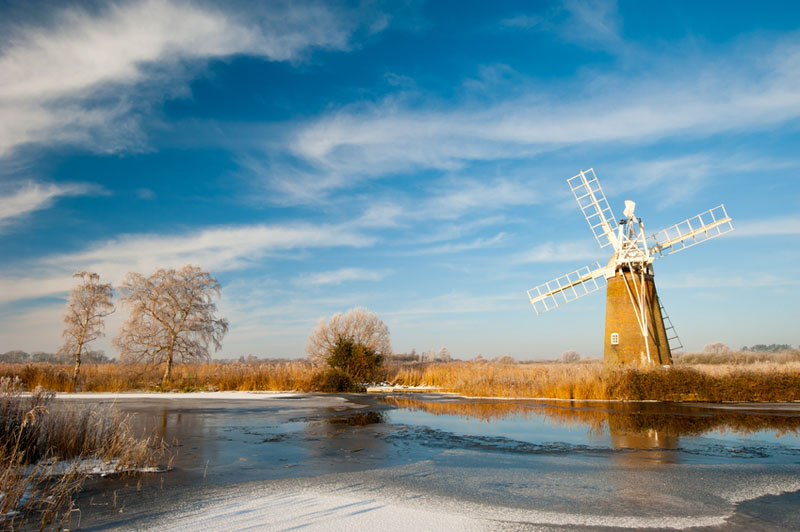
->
[60, 393, 800, 531]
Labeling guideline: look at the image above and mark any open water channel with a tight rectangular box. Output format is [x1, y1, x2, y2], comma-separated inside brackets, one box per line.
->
[57, 393, 800, 531]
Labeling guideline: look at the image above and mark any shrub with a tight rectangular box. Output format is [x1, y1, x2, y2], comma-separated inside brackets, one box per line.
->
[306, 307, 391, 383]
[310, 368, 363, 392]
[327, 338, 384, 382]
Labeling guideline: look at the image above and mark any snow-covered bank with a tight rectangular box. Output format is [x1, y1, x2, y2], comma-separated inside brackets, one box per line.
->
[54, 391, 303, 400]
[50, 391, 372, 412]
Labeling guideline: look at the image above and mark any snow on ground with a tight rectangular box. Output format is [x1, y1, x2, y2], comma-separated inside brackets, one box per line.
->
[43, 457, 163, 477]
[103, 477, 740, 532]
[54, 391, 304, 400]
[145, 489, 489, 532]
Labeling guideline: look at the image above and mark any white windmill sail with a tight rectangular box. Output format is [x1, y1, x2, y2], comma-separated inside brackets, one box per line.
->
[648, 204, 733, 258]
[567, 169, 619, 249]
[526, 166, 733, 365]
[527, 262, 610, 314]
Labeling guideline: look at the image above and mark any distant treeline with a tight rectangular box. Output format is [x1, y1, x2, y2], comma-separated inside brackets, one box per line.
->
[674, 343, 800, 365]
[741, 343, 794, 352]
[3, 344, 796, 367]
[675, 349, 800, 365]
[0, 350, 114, 364]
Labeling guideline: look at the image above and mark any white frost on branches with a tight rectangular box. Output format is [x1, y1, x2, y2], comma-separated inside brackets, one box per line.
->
[59, 271, 114, 386]
[114, 265, 228, 386]
[306, 307, 391, 365]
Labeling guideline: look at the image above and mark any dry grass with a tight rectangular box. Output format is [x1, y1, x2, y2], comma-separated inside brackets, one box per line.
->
[387, 361, 800, 402]
[675, 349, 800, 365]
[3, 359, 800, 402]
[0, 361, 323, 393]
[0, 377, 171, 530]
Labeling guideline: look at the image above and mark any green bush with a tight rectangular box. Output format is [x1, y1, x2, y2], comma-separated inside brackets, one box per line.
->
[310, 368, 364, 392]
[327, 338, 383, 382]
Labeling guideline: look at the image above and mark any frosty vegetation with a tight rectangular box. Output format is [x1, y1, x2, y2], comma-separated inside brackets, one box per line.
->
[114, 265, 229, 388]
[0, 377, 170, 530]
[58, 272, 114, 389]
[307, 307, 392, 385]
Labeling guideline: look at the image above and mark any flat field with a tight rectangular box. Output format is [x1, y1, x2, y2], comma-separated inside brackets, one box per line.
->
[3, 357, 800, 402]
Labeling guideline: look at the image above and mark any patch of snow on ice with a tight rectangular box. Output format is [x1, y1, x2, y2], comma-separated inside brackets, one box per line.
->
[133, 490, 488, 532]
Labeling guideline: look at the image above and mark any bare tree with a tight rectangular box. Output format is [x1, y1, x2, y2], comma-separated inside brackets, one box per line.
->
[561, 350, 581, 363]
[59, 272, 114, 389]
[703, 342, 730, 355]
[114, 265, 228, 388]
[307, 307, 391, 379]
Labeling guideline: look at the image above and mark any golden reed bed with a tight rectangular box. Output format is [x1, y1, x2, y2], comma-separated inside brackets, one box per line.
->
[391, 361, 800, 402]
[2, 360, 800, 402]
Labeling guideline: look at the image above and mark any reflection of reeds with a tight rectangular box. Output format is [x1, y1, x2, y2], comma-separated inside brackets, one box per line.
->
[3, 361, 800, 402]
[382, 396, 800, 439]
[0, 377, 170, 530]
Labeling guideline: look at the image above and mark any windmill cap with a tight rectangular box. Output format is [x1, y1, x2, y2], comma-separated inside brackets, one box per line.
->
[623, 200, 636, 219]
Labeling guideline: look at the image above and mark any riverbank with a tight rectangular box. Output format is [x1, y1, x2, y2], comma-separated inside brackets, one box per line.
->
[3, 361, 800, 402]
[0, 378, 170, 530]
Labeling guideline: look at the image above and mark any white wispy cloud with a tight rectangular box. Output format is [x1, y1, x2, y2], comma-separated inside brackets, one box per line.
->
[500, 0, 621, 51]
[659, 272, 800, 289]
[345, 178, 536, 231]
[422, 178, 538, 220]
[0, 181, 97, 227]
[732, 216, 800, 237]
[0, 0, 372, 156]
[500, 15, 542, 30]
[0, 222, 375, 304]
[612, 155, 717, 206]
[276, 34, 800, 201]
[385, 291, 522, 319]
[559, 0, 622, 50]
[411, 233, 507, 255]
[294, 268, 389, 286]
[517, 241, 602, 263]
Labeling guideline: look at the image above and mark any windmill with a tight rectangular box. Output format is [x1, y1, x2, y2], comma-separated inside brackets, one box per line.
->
[527, 168, 733, 365]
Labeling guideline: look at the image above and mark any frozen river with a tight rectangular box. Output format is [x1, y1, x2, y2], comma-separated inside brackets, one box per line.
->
[58, 392, 800, 531]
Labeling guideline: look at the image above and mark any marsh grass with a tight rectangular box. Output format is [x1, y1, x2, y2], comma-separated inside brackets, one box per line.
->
[0, 377, 170, 530]
[388, 361, 800, 402]
[675, 349, 800, 365]
[3, 358, 800, 402]
[0, 361, 321, 393]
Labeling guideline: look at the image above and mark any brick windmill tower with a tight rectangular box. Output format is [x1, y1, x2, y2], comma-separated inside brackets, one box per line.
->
[527, 169, 733, 365]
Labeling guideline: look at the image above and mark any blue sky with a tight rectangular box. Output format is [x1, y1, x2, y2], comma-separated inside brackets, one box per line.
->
[1, 0, 799, 359]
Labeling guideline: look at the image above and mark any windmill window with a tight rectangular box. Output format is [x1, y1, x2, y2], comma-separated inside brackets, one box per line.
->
[610, 333, 619, 345]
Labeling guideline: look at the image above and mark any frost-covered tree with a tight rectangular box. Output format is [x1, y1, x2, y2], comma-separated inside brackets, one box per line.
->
[306, 307, 391, 381]
[114, 265, 228, 387]
[58, 272, 114, 388]
[437, 347, 452, 362]
[703, 342, 730, 355]
[561, 350, 581, 363]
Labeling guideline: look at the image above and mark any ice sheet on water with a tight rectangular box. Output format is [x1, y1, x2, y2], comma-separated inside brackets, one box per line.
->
[95, 462, 800, 532]
[386, 425, 608, 455]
